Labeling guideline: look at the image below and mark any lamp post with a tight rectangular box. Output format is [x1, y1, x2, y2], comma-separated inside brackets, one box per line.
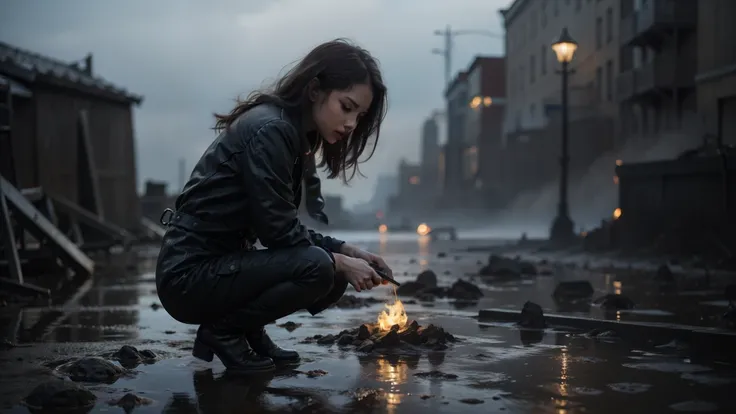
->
[549, 28, 578, 244]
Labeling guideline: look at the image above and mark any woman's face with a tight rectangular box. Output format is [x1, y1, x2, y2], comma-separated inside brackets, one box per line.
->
[312, 83, 373, 145]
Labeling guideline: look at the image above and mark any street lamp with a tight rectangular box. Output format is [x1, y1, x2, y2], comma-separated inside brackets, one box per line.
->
[549, 28, 578, 244]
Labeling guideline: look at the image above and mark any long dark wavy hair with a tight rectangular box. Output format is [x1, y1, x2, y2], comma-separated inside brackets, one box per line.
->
[214, 39, 388, 182]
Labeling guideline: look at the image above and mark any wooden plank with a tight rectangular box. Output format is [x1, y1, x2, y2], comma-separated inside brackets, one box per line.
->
[50, 193, 134, 243]
[0, 182, 23, 284]
[77, 110, 104, 219]
[0, 175, 93, 277]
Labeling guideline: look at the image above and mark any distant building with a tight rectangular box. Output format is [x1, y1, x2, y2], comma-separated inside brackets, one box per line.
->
[140, 180, 176, 221]
[695, 0, 736, 145]
[0, 41, 143, 230]
[443, 71, 469, 202]
[464, 56, 506, 207]
[388, 160, 423, 213]
[419, 114, 440, 196]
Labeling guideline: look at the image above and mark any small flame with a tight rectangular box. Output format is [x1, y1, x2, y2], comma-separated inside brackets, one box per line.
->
[378, 224, 388, 233]
[377, 299, 408, 331]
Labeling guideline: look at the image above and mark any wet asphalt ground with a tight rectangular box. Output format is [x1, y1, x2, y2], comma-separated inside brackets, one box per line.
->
[1, 232, 735, 413]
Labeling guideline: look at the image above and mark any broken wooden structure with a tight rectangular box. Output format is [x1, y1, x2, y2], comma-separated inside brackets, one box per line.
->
[0, 42, 145, 297]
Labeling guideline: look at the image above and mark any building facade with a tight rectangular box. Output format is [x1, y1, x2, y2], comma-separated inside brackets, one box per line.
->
[464, 56, 506, 205]
[443, 72, 469, 200]
[618, 0, 699, 143]
[419, 114, 441, 196]
[499, 0, 620, 200]
[695, 0, 736, 146]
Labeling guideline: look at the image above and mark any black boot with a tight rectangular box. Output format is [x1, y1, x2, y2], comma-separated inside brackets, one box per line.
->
[245, 327, 300, 363]
[193, 325, 275, 374]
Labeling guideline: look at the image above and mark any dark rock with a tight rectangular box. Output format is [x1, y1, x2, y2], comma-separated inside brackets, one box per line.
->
[655, 264, 675, 282]
[316, 334, 336, 345]
[110, 345, 157, 368]
[56, 356, 126, 383]
[553, 281, 595, 300]
[25, 380, 96, 411]
[396, 281, 426, 296]
[584, 328, 618, 339]
[416, 270, 438, 288]
[357, 339, 375, 352]
[447, 279, 483, 300]
[478, 254, 538, 277]
[304, 369, 328, 378]
[357, 324, 372, 340]
[333, 295, 382, 309]
[460, 398, 485, 404]
[518, 301, 546, 329]
[437, 252, 447, 258]
[337, 334, 355, 345]
[108, 393, 153, 412]
[593, 294, 635, 310]
[277, 321, 303, 332]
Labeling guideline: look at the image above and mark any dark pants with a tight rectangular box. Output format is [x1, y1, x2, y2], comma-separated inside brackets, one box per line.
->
[157, 243, 346, 329]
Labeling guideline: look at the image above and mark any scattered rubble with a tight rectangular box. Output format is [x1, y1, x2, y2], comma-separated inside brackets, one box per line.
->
[24, 380, 96, 412]
[478, 254, 538, 278]
[593, 294, 635, 310]
[302, 320, 457, 352]
[396, 270, 483, 301]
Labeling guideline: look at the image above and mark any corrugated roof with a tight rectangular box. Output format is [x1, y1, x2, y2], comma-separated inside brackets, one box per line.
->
[0, 41, 142, 104]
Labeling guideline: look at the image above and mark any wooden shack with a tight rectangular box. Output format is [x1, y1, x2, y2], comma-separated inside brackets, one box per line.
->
[0, 41, 143, 231]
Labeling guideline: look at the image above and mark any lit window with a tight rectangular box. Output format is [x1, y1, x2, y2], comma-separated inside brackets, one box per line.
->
[469, 96, 482, 109]
[483, 96, 493, 106]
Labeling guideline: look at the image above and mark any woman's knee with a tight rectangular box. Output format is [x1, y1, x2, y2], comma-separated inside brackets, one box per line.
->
[301, 246, 336, 290]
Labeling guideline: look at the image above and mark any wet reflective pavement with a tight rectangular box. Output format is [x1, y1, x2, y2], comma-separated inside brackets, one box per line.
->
[1, 233, 734, 413]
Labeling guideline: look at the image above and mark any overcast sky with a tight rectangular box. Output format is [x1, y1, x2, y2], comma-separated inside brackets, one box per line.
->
[1, 0, 508, 208]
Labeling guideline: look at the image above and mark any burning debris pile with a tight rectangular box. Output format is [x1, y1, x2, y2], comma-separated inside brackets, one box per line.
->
[304, 300, 457, 352]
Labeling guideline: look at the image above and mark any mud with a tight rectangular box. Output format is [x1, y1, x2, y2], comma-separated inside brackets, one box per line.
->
[0, 236, 734, 413]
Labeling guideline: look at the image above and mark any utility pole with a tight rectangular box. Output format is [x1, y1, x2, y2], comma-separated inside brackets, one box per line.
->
[432, 27, 503, 90]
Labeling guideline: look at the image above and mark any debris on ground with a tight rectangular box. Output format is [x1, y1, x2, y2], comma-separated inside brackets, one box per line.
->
[478, 254, 538, 278]
[593, 294, 635, 310]
[396, 270, 483, 301]
[302, 320, 457, 352]
[414, 370, 458, 380]
[107, 393, 153, 411]
[108, 345, 158, 368]
[24, 380, 96, 412]
[518, 301, 546, 329]
[277, 321, 303, 332]
[52, 357, 127, 383]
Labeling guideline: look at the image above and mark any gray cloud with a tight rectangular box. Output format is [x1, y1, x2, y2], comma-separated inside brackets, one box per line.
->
[1, 0, 507, 207]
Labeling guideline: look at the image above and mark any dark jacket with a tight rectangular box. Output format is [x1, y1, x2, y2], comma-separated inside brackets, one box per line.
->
[156, 103, 345, 290]
[303, 154, 329, 225]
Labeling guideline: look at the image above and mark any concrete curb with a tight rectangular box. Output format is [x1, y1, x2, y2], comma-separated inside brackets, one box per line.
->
[478, 308, 736, 353]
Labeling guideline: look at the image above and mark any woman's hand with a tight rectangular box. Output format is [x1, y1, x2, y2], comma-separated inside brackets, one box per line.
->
[340, 244, 393, 284]
[334, 254, 384, 292]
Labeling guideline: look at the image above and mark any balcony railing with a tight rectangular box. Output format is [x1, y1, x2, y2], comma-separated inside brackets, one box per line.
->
[617, 49, 694, 101]
[619, 0, 697, 46]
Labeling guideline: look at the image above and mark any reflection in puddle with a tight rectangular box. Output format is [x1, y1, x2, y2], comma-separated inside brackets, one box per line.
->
[376, 357, 407, 411]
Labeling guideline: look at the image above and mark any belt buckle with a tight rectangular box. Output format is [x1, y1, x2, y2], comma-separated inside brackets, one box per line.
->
[160, 208, 175, 226]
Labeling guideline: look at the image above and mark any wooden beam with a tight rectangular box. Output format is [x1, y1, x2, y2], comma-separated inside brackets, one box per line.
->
[0, 175, 93, 278]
